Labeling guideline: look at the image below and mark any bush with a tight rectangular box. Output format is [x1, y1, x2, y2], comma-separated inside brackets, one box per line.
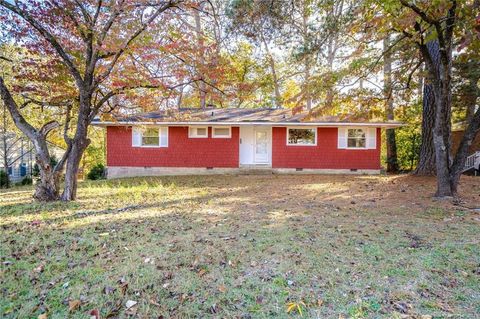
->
[21, 176, 33, 185]
[0, 170, 8, 188]
[87, 163, 105, 180]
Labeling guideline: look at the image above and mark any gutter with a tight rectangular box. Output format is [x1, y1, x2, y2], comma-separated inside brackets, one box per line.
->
[91, 121, 404, 128]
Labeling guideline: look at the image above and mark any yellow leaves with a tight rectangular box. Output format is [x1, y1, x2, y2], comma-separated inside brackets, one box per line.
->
[38, 314, 47, 319]
[286, 301, 306, 316]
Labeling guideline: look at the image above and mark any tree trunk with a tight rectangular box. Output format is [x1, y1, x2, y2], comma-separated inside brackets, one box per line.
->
[430, 41, 454, 197]
[61, 115, 90, 201]
[414, 42, 438, 175]
[304, 61, 312, 110]
[301, 4, 312, 110]
[0, 76, 61, 200]
[194, 6, 207, 109]
[34, 159, 60, 201]
[383, 35, 399, 172]
[2, 102, 10, 188]
[261, 35, 282, 107]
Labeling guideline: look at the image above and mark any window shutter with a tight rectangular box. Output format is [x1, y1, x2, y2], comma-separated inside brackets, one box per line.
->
[132, 127, 142, 147]
[338, 127, 347, 149]
[159, 127, 168, 147]
[366, 127, 377, 149]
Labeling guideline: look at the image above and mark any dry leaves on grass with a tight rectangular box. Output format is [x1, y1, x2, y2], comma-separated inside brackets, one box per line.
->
[68, 300, 81, 312]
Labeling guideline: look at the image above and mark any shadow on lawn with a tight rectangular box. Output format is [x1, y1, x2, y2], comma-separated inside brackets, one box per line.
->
[1, 174, 479, 318]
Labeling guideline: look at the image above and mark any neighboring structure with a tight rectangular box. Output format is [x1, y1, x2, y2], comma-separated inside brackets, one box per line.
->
[452, 124, 480, 174]
[0, 135, 64, 184]
[92, 108, 403, 179]
[0, 135, 34, 183]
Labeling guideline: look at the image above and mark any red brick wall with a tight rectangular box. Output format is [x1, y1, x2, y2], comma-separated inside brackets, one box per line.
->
[107, 126, 239, 167]
[271, 127, 381, 169]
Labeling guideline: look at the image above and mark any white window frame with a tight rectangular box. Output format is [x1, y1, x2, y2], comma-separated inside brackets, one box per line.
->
[345, 128, 367, 149]
[212, 126, 231, 138]
[189, 126, 208, 138]
[286, 126, 317, 146]
[132, 126, 168, 148]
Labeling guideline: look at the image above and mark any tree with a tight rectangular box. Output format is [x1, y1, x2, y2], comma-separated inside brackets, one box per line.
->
[396, 0, 480, 196]
[0, 0, 182, 200]
[226, 0, 286, 107]
[414, 41, 438, 176]
[383, 34, 399, 172]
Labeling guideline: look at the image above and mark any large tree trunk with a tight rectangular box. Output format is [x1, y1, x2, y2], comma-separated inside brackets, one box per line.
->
[34, 156, 60, 200]
[428, 40, 454, 197]
[414, 83, 437, 175]
[61, 141, 88, 201]
[414, 41, 439, 175]
[383, 35, 399, 172]
[0, 76, 61, 200]
[61, 107, 90, 201]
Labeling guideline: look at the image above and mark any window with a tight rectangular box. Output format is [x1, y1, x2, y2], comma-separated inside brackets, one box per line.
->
[287, 128, 316, 145]
[132, 126, 168, 147]
[347, 128, 366, 148]
[212, 127, 231, 138]
[189, 126, 208, 138]
[142, 128, 160, 146]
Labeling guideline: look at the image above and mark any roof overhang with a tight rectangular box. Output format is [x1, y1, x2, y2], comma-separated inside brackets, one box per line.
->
[92, 121, 404, 128]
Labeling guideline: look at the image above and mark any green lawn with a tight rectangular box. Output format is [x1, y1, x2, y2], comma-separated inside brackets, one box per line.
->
[1, 175, 479, 318]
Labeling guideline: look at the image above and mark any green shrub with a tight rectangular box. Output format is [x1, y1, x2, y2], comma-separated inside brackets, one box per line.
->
[87, 163, 105, 180]
[0, 170, 9, 188]
[21, 176, 33, 185]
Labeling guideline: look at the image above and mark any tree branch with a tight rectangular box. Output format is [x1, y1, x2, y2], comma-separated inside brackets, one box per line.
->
[94, 0, 178, 87]
[0, 0, 83, 85]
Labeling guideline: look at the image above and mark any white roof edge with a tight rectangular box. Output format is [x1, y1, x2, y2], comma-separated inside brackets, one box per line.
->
[92, 121, 404, 128]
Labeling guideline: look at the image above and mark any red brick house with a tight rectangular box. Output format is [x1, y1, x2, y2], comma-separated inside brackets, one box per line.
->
[93, 108, 402, 178]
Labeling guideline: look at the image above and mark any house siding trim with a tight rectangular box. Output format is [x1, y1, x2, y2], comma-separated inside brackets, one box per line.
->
[106, 166, 381, 179]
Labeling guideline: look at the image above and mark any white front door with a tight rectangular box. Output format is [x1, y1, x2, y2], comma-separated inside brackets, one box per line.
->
[254, 128, 270, 163]
[239, 126, 254, 165]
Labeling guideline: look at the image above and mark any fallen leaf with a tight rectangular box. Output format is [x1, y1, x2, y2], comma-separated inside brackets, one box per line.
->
[218, 284, 227, 293]
[149, 298, 161, 307]
[125, 300, 137, 309]
[197, 269, 207, 277]
[68, 300, 81, 312]
[119, 282, 128, 295]
[38, 314, 47, 319]
[33, 263, 45, 273]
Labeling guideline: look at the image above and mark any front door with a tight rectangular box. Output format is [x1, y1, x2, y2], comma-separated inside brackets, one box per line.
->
[254, 128, 269, 163]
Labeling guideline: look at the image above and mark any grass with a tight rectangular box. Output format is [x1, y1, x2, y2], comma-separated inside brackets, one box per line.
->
[1, 174, 479, 318]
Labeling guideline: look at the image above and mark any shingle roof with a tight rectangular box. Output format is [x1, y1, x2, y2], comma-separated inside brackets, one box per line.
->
[93, 108, 403, 127]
